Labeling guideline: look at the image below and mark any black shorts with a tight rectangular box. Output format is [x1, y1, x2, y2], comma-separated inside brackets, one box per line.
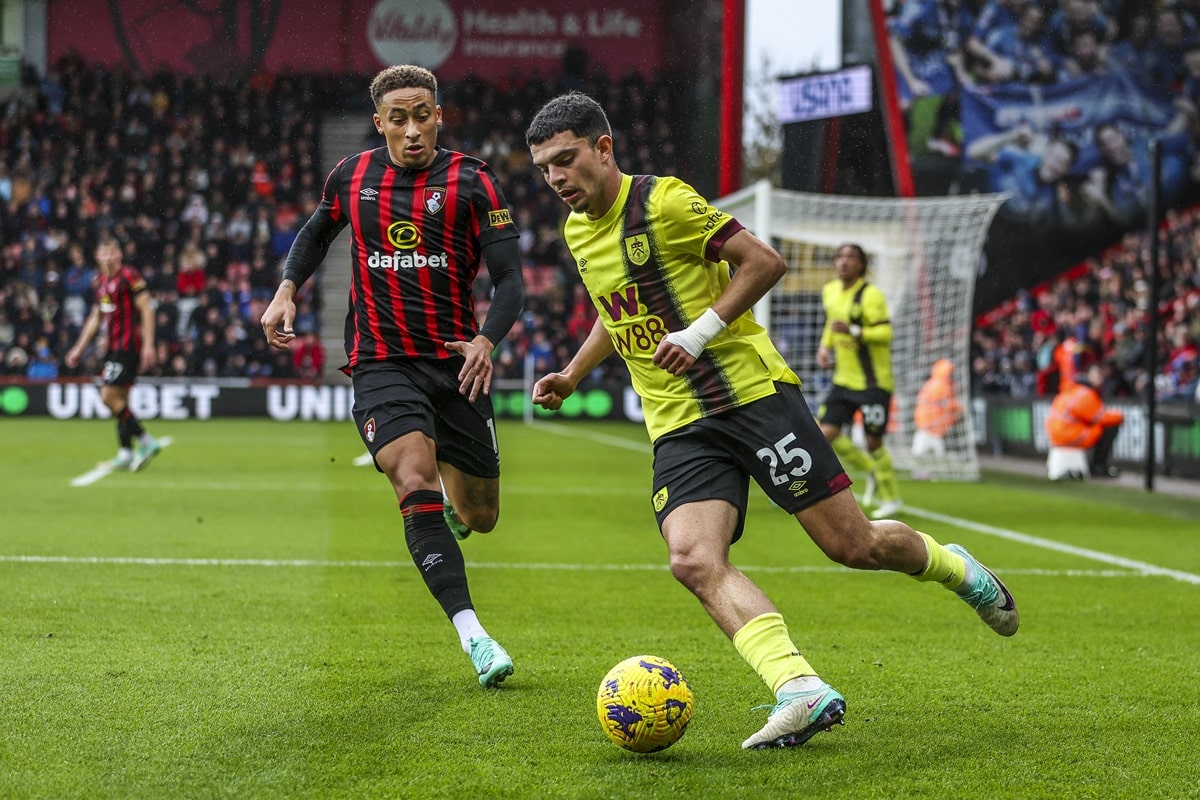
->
[818, 385, 893, 437]
[651, 382, 851, 543]
[100, 352, 140, 387]
[351, 359, 500, 478]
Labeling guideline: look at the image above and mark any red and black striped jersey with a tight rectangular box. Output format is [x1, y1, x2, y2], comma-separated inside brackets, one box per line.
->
[317, 146, 519, 366]
[95, 265, 148, 353]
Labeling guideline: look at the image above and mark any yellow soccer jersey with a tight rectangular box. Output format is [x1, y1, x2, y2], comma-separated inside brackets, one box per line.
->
[819, 277, 894, 392]
[564, 173, 800, 441]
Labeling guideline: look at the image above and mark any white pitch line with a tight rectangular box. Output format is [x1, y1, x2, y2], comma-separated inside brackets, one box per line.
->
[530, 422, 1200, 586]
[0, 554, 1166, 579]
[69, 437, 175, 487]
[532, 421, 654, 452]
[69, 462, 116, 487]
[903, 504, 1200, 585]
[81, 481, 648, 496]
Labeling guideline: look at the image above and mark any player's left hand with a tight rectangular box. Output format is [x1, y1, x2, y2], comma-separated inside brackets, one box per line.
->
[141, 343, 158, 372]
[652, 338, 698, 377]
[445, 335, 495, 401]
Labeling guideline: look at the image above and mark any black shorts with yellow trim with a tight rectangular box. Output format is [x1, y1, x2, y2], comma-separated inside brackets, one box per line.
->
[818, 384, 893, 438]
[650, 382, 850, 543]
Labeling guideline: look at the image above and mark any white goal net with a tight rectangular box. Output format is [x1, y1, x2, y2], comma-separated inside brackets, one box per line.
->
[716, 181, 1007, 481]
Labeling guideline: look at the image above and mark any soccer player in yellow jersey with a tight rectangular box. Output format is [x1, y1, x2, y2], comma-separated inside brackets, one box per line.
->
[816, 243, 904, 518]
[525, 92, 1018, 750]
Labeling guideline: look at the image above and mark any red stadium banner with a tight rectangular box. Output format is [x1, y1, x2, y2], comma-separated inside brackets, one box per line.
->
[47, 0, 665, 79]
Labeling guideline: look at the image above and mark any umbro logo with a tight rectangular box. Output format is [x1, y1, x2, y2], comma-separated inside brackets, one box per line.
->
[422, 553, 443, 570]
[578, 258, 588, 274]
[360, 187, 379, 201]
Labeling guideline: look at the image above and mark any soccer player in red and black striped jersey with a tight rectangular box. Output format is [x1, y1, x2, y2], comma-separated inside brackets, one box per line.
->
[527, 91, 1018, 749]
[66, 235, 162, 471]
[261, 65, 525, 689]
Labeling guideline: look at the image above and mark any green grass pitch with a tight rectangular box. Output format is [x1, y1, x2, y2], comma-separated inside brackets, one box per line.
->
[2, 417, 1198, 799]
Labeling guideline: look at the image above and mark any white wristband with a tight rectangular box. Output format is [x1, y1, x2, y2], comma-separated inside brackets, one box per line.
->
[849, 324, 863, 338]
[664, 308, 728, 358]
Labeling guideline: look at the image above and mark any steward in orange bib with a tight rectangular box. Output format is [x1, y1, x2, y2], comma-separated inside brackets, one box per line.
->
[1045, 363, 1125, 478]
[912, 359, 962, 457]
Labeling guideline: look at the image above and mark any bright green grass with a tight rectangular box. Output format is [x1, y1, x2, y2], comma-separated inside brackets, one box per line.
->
[2, 418, 1199, 800]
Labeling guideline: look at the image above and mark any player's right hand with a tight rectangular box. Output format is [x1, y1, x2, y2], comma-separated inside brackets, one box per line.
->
[261, 296, 297, 350]
[532, 373, 575, 411]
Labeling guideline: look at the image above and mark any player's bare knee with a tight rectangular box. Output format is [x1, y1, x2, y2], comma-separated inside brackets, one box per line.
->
[827, 524, 889, 570]
[667, 550, 708, 591]
[459, 504, 499, 533]
[392, 475, 438, 502]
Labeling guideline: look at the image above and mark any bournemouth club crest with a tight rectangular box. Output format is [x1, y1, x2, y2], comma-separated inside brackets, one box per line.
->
[424, 187, 445, 214]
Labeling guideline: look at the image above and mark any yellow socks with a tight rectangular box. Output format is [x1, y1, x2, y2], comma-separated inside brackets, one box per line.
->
[872, 446, 901, 502]
[732, 612, 816, 695]
[912, 532, 967, 590]
[831, 435, 876, 475]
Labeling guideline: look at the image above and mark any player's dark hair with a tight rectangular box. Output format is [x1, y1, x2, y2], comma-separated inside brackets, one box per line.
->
[838, 243, 869, 275]
[525, 91, 612, 147]
[370, 65, 438, 109]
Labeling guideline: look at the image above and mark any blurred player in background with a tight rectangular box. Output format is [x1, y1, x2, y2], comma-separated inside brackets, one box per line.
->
[816, 243, 904, 518]
[65, 235, 161, 471]
[526, 91, 1018, 751]
[261, 65, 525, 689]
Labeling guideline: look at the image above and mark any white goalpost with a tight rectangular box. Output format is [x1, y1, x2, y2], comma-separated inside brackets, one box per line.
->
[717, 181, 1008, 481]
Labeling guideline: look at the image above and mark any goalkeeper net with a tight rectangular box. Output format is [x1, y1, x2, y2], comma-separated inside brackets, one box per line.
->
[716, 181, 1007, 481]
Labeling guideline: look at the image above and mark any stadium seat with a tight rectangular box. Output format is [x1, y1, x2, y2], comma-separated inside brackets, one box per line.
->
[1047, 446, 1089, 481]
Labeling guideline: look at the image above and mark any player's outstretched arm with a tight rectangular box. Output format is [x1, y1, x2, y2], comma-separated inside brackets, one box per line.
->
[66, 306, 101, 368]
[533, 319, 614, 411]
[263, 203, 343, 350]
[136, 291, 158, 371]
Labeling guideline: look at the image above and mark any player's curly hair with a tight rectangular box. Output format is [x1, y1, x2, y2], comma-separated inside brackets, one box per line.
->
[369, 65, 438, 109]
[525, 91, 612, 147]
[838, 243, 869, 274]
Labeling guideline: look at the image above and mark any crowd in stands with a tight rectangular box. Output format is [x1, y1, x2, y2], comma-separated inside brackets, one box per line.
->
[971, 203, 1200, 405]
[885, 0, 1200, 405]
[894, 0, 1200, 236]
[1, 47, 1197, 410]
[0, 54, 330, 381]
[0, 52, 678, 389]
[892, 0, 1200, 95]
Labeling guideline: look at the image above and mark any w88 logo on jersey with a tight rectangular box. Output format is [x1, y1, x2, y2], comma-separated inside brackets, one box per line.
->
[610, 316, 669, 356]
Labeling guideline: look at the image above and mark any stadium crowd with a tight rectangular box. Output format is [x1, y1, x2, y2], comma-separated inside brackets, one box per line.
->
[1, 45, 1197, 409]
[0, 51, 677, 387]
[0, 54, 329, 381]
[893, 0, 1200, 241]
[972, 201, 1200, 405]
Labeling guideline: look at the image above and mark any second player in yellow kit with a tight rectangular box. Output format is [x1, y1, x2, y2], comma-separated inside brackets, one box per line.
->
[816, 243, 904, 518]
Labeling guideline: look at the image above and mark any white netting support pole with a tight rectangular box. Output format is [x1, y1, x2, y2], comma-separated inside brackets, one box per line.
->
[714, 185, 1008, 482]
[523, 350, 535, 425]
[751, 179, 774, 328]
